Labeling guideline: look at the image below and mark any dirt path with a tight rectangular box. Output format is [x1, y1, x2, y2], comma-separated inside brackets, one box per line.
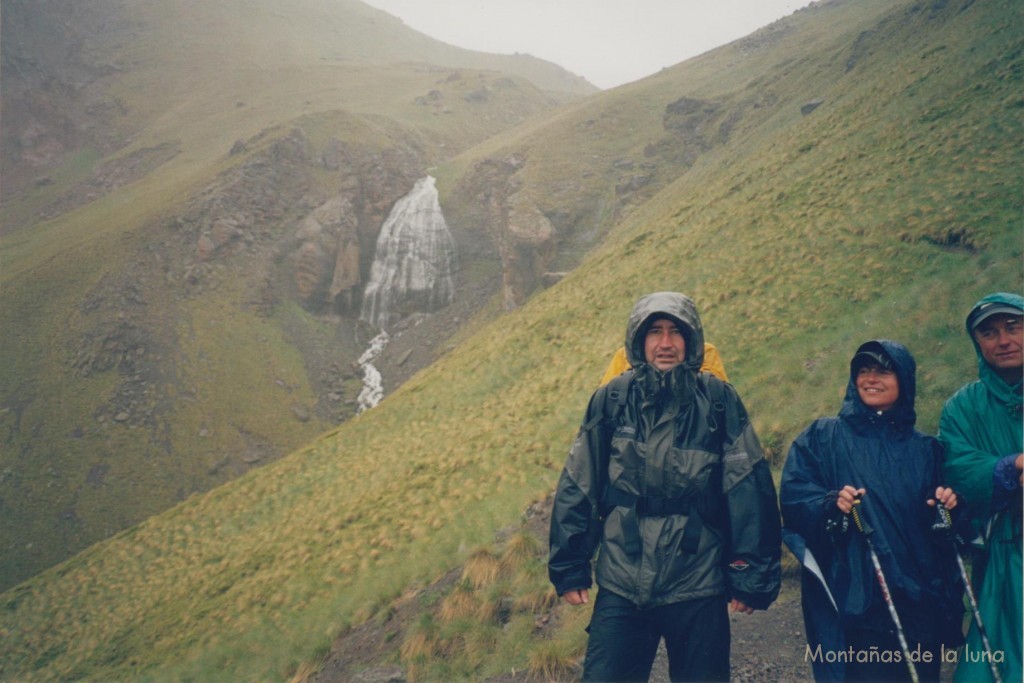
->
[312, 495, 818, 683]
[311, 483, 964, 683]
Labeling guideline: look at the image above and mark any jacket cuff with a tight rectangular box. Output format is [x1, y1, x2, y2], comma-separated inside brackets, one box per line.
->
[822, 494, 849, 537]
[553, 569, 593, 596]
[730, 588, 773, 611]
[992, 455, 1022, 512]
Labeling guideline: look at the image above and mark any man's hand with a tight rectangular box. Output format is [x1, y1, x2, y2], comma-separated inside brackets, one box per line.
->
[563, 589, 589, 606]
[729, 598, 754, 614]
[836, 485, 866, 514]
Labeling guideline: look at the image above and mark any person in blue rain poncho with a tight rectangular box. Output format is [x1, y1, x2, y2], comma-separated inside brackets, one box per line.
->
[781, 340, 967, 682]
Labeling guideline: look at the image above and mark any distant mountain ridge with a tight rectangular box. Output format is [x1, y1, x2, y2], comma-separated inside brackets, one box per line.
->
[1, 0, 594, 200]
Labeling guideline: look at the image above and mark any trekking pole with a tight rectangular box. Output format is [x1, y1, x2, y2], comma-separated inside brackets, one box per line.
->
[850, 498, 920, 683]
[933, 503, 1003, 683]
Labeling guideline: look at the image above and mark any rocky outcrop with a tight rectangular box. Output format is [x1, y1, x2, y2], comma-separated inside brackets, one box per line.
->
[328, 215, 362, 310]
[176, 127, 422, 315]
[292, 195, 361, 309]
[501, 188, 555, 311]
[463, 154, 561, 310]
[801, 98, 825, 115]
[660, 96, 725, 166]
[1, 0, 136, 201]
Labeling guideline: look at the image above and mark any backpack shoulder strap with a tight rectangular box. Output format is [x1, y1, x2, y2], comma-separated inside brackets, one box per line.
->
[583, 370, 633, 432]
[700, 371, 735, 439]
[604, 371, 632, 422]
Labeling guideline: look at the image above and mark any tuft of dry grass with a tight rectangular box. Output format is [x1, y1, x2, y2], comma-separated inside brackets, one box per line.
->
[528, 641, 582, 682]
[462, 549, 502, 589]
[438, 581, 480, 623]
[501, 531, 542, 574]
[286, 659, 323, 683]
[514, 586, 559, 615]
[400, 615, 441, 665]
[473, 590, 504, 624]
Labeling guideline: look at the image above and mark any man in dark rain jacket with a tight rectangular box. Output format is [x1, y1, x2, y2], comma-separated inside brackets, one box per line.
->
[781, 340, 966, 682]
[548, 291, 781, 682]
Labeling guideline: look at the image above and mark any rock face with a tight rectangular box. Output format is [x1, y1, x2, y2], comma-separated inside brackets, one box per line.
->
[293, 195, 361, 309]
[661, 96, 726, 166]
[328, 203, 363, 310]
[501, 188, 555, 311]
[178, 127, 421, 316]
[1, 0, 136, 202]
[463, 154, 559, 310]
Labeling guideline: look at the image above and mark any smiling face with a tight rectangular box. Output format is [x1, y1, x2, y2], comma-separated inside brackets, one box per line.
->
[974, 314, 1023, 385]
[644, 317, 686, 372]
[856, 363, 900, 413]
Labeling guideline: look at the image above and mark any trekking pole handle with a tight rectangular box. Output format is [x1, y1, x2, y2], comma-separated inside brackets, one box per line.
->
[933, 502, 954, 535]
[850, 497, 872, 536]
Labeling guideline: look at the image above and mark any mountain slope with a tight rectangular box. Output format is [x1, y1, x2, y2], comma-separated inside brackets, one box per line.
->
[0, 0, 592, 244]
[0, 0, 594, 591]
[434, 0, 1020, 311]
[2, 0, 1020, 680]
[1, 0, 594, 224]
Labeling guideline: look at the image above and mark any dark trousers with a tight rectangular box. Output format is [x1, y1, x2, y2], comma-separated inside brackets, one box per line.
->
[582, 589, 730, 682]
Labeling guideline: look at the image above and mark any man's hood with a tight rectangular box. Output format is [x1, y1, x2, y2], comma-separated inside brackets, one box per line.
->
[624, 292, 705, 372]
[965, 292, 1023, 370]
[965, 292, 1023, 409]
[839, 339, 917, 431]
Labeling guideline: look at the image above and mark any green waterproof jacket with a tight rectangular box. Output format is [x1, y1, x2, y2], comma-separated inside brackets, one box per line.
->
[548, 292, 781, 609]
[939, 292, 1023, 683]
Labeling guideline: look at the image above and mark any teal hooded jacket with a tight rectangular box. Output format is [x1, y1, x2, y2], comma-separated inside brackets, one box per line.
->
[940, 292, 1023, 524]
[939, 291, 1022, 683]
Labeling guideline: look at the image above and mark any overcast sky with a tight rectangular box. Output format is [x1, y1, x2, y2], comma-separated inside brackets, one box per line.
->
[362, 0, 812, 89]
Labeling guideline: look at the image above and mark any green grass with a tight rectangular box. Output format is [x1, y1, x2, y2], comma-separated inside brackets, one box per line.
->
[1, 0, 1022, 680]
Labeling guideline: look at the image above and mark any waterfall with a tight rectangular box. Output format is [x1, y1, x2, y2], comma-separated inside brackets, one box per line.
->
[355, 176, 456, 412]
[360, 175, 456, 331]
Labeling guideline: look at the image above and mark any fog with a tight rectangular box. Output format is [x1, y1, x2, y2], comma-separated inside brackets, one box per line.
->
[363, 0, 812, 89]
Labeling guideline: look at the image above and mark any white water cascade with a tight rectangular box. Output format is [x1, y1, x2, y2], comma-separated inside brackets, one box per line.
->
[356, 176, 456, 412]
[355, 330, 389, 414]
[360, 175, 456, 331]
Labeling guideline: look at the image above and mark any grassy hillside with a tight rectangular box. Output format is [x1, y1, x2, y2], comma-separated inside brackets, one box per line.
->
[0, 0, 592, 591]
[0, 88, 566, 590]
[437, 0, 1023, 437]
[1, 0, 1021, 680]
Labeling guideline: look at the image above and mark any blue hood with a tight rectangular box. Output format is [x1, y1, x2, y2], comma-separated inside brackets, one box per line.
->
[839, 339, 917, 433]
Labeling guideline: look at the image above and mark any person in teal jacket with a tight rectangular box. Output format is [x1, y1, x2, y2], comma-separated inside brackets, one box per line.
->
[939, 292, 1023, 683]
